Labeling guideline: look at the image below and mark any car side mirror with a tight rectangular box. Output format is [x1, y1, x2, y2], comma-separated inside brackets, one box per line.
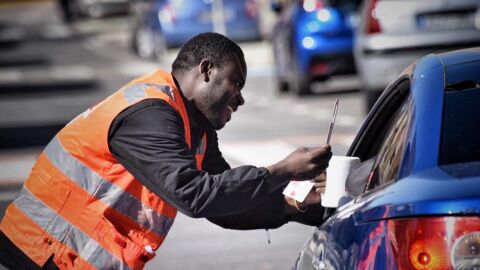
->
[321, 156, 361, 208]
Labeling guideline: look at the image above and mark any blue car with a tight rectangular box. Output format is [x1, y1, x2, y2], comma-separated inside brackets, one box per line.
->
[131, 0, 261, 59]
[293, 47, 480, 269]
[271, 0, 360, 95]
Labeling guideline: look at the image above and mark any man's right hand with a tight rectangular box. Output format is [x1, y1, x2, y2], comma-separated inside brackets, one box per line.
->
[266, 144, 332, 192]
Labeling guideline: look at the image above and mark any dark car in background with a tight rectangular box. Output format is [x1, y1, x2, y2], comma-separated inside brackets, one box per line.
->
[355, 0, 480, 110]
[69, 0, 129, 18]
[130, 0, 261, 59]
[271, 0, 361, 95]
[292, 47, 480, 269]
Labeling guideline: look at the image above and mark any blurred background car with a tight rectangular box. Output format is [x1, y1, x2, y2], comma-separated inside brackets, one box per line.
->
[292, 47, 480, 269]
[355, 0, 480, 110]
[59, 0, 129, 20]
[76, 0, 129, 18]
[130, 0, 262, 59]
[271, 0, 361, 96]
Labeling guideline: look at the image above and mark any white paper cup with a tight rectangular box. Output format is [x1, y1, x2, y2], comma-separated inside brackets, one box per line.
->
[321, 156, 361, 208]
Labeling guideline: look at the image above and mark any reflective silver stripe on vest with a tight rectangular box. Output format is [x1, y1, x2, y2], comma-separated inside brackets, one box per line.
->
[44, 136, 174, 237]
[123, 83, 174, 103]
[13, 187, 128, 270]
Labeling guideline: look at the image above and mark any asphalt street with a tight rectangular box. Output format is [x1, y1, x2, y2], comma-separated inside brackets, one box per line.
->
[0, 1, 366, 269]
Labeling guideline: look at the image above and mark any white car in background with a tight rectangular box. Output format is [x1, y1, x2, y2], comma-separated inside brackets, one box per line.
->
[354, 0, 480, 110]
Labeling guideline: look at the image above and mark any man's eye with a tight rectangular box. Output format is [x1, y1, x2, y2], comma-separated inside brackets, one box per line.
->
[235, 82, 243, 88]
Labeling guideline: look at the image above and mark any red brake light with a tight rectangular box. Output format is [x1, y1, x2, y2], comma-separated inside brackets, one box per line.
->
[365, 0, 381, 34]
[417, 252, 430, 266]
[388, 217, 480, 270]
[409, 236, 450, 269]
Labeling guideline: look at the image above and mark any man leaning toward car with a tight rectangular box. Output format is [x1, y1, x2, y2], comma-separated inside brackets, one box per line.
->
[0, 32, 332, 270]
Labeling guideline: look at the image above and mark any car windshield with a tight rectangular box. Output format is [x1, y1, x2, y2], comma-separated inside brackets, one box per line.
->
[439, 60, 480, 165]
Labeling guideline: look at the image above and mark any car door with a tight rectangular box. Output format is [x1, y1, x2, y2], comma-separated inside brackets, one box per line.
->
[293, 77, 414, 270]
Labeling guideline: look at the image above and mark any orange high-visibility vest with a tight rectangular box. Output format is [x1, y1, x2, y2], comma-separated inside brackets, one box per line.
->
[0, 69, 206, 270]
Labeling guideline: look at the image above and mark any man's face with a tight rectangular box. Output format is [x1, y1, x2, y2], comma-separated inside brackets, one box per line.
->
[196, 55, 246, 130]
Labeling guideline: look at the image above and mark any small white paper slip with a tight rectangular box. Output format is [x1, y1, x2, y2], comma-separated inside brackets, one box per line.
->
[282, 180, 314, 203]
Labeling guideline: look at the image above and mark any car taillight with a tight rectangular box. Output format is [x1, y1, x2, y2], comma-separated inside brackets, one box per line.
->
[301, 0, 323, 12]
[387, 216, 480, 270]
[159, 4, 176, 24]
[365, 0, 381, 34]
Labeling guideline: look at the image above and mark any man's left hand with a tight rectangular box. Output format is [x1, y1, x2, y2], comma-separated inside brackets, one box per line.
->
[302, 172, 326, 206]
[285, 172, 326, 212]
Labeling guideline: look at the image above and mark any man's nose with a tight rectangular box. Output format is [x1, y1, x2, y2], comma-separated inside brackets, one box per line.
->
[238, 93, 245, 106]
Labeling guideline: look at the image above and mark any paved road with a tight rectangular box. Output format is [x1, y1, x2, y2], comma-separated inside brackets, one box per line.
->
[0, 2, 366, 269]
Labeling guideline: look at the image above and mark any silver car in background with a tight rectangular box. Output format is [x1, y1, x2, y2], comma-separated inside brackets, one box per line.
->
[354, 0, 480, 110]
[73, 0, 129, 18]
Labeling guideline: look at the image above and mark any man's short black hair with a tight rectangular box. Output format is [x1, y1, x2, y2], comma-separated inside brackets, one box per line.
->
[172, 32, 245, 73]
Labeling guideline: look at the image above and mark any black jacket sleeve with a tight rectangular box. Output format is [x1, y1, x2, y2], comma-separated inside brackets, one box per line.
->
[194, 116, 290, 229]
[200, 129, 231, 174]
[206, 189, 289, 230]
[200, 132, 326, 228]
[108, 99, 272, 218]
[206, 190, 327, 229]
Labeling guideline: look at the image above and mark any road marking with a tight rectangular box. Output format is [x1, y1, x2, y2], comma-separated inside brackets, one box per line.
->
[291, 104, 311, 115]
[116, 62, 163, 77]
[313, 113, 360, 127]
[221, 140, 297, 167]
[248, 67, 275, 78]
[0, 150, 39, 185]
[0, 65, 95, 82]
[41, 24, 75, 39]
[49, 66, 95, 80]
[0, 70, 22, 82]
[336, 115, 360, 127]
[0, 190, 19, 201]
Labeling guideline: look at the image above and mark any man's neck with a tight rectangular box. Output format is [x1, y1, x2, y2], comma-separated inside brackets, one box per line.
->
[171, 71, 212, 129]
[172, 70, 194, 100]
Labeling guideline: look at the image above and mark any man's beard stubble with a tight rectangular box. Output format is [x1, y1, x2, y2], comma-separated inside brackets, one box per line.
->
[198, 82, 228, 130]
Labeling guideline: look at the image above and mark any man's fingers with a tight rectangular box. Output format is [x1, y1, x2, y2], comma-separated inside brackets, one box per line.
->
[311, 146, 332, 173]
[289, 145, 332, 180]
[310, 145, 332, 159]
[311, 172, 326, 182]
[315, 187, 325, 194]
[304, 190, 322, 206]
[313, 181, 326, 188]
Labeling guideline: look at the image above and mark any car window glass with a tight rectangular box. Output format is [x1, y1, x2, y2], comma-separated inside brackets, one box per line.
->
[366, 94, 413, 191]
[440, 60, 480, 165]
[345, 156, 375, 196]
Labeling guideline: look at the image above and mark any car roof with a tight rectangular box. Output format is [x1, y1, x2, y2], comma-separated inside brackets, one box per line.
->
[397, 47, 480, 172]
[438, 47, 480, 66]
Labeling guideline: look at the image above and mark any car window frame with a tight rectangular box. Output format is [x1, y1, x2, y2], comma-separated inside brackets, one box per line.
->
[365, 93, 414, 192]
[346, 78, 411, 195]
[348, 78, 410, 160]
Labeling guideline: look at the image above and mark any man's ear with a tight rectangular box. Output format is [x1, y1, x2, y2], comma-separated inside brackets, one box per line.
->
[199, 59, 213, 82]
